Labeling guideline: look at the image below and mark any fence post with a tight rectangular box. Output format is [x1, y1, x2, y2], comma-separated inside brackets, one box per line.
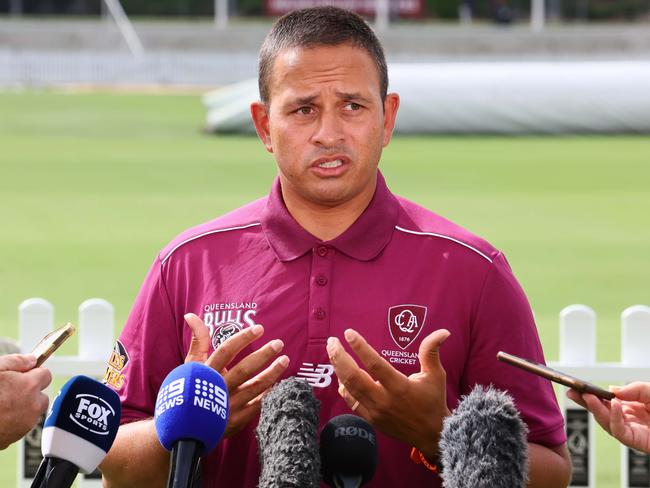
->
[17, 299, 54, 488]
[621, 305, 650, 488]
[560, 304, 596, 488]
[77, 299, 115, 488]
[78, 298, 114, 361]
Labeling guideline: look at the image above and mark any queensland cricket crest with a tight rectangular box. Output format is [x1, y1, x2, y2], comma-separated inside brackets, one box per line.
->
[388, 304, 427, 350]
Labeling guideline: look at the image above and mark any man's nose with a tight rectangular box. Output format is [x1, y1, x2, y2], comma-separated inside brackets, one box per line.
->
[312, 110, 345, 148]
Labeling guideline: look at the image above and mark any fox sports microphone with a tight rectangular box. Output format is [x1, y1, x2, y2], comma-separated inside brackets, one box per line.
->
[320, 414, 378, 488]
[154, 362, 229, 488]
[256, 377, 321, 488]
[439, 385, 529, 488]
[31, 375, 121, 488]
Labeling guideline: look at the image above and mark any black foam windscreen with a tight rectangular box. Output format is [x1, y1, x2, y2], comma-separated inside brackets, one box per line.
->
[257, 377, 321, 488]
[320, 414, 378, 487]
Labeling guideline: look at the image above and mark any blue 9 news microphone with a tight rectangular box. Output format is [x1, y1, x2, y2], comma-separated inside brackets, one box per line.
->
[154, 362, 229, 488]
[30, 375, 121, 488]
[320, 414, 378, 488]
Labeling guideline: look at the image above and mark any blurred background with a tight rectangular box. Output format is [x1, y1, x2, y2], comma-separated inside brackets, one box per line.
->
[1, 1, 649, 486]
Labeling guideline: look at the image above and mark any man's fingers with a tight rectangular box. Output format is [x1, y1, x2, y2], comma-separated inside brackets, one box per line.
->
[225, 401, 263, 438]
[338, 382, 370, 418]
[224, 339, 289, 392]
[609, 398, 628, 441]
[230, 360, 288, 410]
[327, 336, 381, 406]
[343, 329, 403, 391]
[582, 393, 613, 433]
[0, 353, 37, 373]
[184, 313, 212, 363]
[205, 324, 264, 372]
[35, 392, 50, 416]
[567, 389, 588, 408]
[25, 367, 53, 391]
[418, 329, 450, 375]
[224, 357, 289, 438]
[612, 382, 650, 403]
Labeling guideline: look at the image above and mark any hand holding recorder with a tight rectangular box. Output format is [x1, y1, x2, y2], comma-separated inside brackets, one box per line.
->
[0, 323, 73, 449]
[497, 350, 650, 454]
[567, 382, 650, 454]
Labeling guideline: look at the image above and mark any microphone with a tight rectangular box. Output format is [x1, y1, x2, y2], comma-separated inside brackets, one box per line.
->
[320, 414, 378, 488]
[31, 375, 121, 488]
[439, 385, 529, 488]
[154, 362, 229, 488]
[256, 377, 321, 488]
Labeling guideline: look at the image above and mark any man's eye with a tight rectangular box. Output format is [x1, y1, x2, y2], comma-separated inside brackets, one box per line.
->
[297, 107, 313, 115]
[345, 103, 362, 111]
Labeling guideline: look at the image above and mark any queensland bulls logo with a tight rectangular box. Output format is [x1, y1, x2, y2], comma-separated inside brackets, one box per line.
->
[388, 304, 427, 350]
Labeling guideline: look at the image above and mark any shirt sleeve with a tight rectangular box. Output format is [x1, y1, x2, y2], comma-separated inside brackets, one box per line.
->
[462, 251, 567, 447]
[108, 255, 185, 424]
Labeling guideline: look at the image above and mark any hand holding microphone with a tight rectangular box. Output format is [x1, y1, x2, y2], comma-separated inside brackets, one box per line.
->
[31, 375, 121, 488]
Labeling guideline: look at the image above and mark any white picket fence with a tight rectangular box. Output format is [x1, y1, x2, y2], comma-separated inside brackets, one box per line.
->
[13, 298, 650, 487]
[17, 297, 114, 488]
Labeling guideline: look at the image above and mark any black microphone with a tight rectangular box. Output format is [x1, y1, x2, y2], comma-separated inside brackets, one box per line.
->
[439, 385, 529, 488]
[256, 377, 321, 488]
[320, 414, 378, 488]
[31, 375, 121, 488]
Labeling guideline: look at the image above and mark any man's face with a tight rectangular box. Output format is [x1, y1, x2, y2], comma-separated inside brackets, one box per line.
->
[251, 43, 399, 211]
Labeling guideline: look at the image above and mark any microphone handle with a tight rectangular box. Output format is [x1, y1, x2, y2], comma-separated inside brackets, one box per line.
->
[168, 439, 202, 488]
[30, 457, 48, 488]
[335, 473, 363, 488]
[43, 458, 79, 488]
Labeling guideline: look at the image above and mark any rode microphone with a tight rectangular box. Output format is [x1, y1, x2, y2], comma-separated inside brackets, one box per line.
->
[31, 375, 121, 488]
[439, 385, 529, 488]
[256, 377, 321, 488]
[154, 362, 229, 488]
[320, 414, 378, 488]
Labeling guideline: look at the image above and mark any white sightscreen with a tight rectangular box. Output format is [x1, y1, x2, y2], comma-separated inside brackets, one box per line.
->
[203, 61, 650, 134]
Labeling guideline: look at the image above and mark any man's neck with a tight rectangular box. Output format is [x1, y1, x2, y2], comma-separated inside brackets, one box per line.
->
[282, 188, 375, 242]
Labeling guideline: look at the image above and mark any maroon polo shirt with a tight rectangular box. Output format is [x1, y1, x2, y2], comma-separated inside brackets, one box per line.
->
[107, 171, 565, 487]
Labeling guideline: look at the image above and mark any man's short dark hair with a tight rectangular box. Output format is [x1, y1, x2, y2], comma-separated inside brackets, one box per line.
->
[258, 6, 388, 105]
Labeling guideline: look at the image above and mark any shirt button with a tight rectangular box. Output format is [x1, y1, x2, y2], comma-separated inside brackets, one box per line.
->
[316, 275, 328, 286]
[314, 308, 327, 320]
[317, 246, 329, 257]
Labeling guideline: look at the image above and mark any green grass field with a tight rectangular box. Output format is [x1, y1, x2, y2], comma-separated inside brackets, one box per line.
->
[1, 90, 649, 486]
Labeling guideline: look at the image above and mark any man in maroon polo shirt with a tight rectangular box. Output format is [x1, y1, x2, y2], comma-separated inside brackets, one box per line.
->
[101, 7, 572, 487]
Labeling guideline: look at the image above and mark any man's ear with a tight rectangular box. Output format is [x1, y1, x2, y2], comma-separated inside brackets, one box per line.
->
[382, 93, 400, 147]
[250, 101, 273, 153]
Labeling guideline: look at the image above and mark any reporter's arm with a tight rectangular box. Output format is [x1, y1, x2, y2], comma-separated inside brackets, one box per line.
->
[527, 442, 572, 488]
[100, 419, 168, 488]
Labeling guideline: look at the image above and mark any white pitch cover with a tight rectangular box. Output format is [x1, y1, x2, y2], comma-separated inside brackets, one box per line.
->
[40, 426, 108, 474]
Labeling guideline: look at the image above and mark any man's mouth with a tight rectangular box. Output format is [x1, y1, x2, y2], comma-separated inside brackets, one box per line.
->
[318, 159, 343, 169]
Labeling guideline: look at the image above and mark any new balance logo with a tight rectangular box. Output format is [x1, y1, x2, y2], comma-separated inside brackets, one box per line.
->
[297, 363, 335, 388]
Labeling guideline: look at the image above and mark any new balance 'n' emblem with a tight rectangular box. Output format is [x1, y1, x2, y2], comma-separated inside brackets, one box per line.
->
[296, 363, 335, 388]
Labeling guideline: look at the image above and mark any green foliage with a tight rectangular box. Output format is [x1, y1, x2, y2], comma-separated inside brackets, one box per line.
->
[1, 91, 649, 486]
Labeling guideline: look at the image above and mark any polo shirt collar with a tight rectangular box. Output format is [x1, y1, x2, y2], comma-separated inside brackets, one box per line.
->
[261, 171, 399, 262]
